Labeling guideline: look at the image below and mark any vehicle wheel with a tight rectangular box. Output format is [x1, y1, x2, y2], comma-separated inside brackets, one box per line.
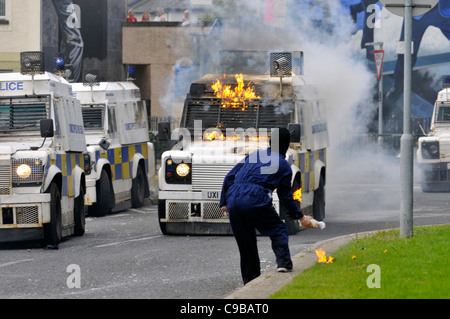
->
[74, 184, 85, 236]
[44, 183, 62, 246]
[313, 174, 325, 221]
[88, 170, 112, 217]
[131, 165, 146, 208]
[158, 199, 167, 235]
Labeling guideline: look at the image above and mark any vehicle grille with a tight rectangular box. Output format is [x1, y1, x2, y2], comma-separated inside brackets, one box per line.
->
[166, 201, 228, 221]
[168, 202, 189, 220]
[16, 206, 39, 224]
[11, 158, 43, 184]
[202, 202, 226, 219]
[1, 205, 39, 225]
[192, 163, 235, 191]
[0, 162, 11, 195]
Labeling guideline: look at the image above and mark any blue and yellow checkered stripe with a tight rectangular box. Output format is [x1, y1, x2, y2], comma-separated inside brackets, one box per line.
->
[95, 143, 148, 181]
[297, 149, 326, 193]
[48, 153, 84, 197]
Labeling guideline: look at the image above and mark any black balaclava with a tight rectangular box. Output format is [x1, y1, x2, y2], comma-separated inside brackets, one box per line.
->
[269, 127, 291, 157]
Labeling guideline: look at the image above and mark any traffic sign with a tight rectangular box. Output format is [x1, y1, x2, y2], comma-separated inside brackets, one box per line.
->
[380, 0, 438, 17]
[373, 50, 384, 81]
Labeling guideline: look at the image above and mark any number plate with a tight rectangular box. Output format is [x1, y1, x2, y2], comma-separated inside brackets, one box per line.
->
[202, 190, 220, 200]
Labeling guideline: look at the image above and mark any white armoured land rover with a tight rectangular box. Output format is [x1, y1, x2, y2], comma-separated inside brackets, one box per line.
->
[417, 76, 450, 192]
[158, 51, 329, 235]
[71, 80, 156, 216]
[0, 52, 88, 245]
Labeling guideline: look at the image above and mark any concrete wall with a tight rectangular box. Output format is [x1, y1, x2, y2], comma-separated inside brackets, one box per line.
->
[0, 0, 41, 71]
[123, 22, 211, 118]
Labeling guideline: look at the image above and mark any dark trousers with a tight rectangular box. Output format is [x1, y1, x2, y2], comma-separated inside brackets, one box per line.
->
[229, 204, 292, 285]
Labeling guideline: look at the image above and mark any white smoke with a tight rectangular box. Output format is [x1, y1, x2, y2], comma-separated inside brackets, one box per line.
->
[200, 0, 378, 147]
[156, 0, 403, 218]
[211, 0, 402, 215]
[174, 0, 386, 159]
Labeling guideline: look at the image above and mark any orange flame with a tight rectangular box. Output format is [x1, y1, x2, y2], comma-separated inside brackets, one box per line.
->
[212, 74, 260, 109]
[315, 248, 334, 263]
[293, 188, 302, 202]
[204, 129, 224, 141]
[203, 129, 271, 142]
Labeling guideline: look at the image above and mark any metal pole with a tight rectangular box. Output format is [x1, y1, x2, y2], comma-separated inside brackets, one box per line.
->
[365, 42, 384, 146]
[378, 47, 383, 147]
[400, 0, 413, 237]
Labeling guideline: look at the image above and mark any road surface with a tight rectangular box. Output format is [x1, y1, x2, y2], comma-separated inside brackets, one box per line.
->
[0, 154, 448, 298]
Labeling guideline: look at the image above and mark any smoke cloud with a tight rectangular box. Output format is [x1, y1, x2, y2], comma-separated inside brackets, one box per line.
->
[208, 0, 400, 214]
[179, 0, 377, 143]
[165, 0, 403, 214]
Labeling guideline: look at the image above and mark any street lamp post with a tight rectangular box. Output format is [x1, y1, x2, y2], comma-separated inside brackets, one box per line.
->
[380, 0, 438, 238]
[400, 0, 414, 238]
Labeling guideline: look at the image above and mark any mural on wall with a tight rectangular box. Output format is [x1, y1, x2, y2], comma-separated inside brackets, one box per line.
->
[42, 0, 124, 82]
[345, 0, 450, 113]
[50, 0, 84, 82]
[285, 0, 450, 126]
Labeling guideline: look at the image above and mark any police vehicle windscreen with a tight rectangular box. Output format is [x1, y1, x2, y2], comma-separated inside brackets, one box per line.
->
[81, 104, 105, 129]
[182, 100, 294, 136]
[436, 105, 450, 122]
[0, 97, 48, 132]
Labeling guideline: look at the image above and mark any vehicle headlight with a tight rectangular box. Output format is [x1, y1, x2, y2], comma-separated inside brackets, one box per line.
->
[429, 144, 438, 155]
[165, 157, 191, 184]
[12, 158, 44, 185]
[176, 163, 190, 177]
[16, 164, 32, 179]
[421, 141, 440, 159]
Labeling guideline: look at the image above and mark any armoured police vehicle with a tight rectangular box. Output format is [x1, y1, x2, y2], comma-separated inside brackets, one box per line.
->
[0, 52, 87, 245]
[417, 76, 450, 192]
[158, 51, 329, 235]
[71, 79, 156, 216]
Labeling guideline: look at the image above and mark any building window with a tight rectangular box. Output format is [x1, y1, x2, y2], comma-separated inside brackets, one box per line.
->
[0, 0, 5, 18]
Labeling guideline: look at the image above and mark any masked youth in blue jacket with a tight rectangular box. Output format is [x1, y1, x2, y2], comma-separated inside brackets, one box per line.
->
[220, 128, 314, 285]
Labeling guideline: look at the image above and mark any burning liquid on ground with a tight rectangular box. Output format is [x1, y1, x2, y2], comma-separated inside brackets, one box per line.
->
[315, 248, 334, 263]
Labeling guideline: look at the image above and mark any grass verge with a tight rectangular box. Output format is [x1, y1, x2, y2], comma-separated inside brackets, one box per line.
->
[270, 225, 450, 299]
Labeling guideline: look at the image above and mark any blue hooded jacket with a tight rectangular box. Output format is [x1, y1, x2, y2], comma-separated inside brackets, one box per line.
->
[219, 148, 303, 219]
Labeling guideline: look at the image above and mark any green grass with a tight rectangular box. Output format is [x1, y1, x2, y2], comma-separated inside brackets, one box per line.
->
[270, 225, 450, 299]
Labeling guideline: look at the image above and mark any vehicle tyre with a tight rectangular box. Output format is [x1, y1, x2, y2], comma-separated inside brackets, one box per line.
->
[131, 165, 146, 208]
[44, 183, 62, 246]
[313, 174, 325, 221]
[88, 170, 112, 217]
[158, 199, 167, 235]
[74, 184, 86, 236]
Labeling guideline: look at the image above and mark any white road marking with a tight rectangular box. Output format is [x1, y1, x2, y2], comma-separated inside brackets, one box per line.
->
[95, 235, 162, 248]
[0, 259, 34, 268]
